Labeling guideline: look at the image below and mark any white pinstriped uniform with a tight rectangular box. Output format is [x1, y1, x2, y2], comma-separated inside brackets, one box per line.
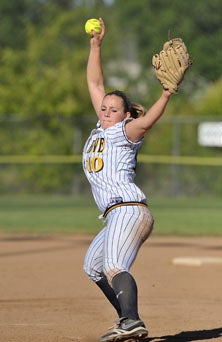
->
[83, 120, 154, 283]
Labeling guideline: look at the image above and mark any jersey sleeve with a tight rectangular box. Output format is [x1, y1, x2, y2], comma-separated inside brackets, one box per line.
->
[106, 120, 142, 147]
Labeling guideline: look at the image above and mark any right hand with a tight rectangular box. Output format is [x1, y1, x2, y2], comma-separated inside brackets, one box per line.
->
[90, 18, 106, 47]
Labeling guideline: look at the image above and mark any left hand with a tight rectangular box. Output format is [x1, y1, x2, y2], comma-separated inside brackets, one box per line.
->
[162, 89, 172, 99]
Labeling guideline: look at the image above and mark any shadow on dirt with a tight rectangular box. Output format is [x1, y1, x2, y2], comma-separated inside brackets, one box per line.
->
[143, 327, 222, 341]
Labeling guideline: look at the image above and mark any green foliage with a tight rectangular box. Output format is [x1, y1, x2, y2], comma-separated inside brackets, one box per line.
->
[0, 0, 221, 194]
[195, 77, 222, 115]
[0, 0, 27, 49]
[0, 4, 92, 190]
[113, 0, 222, 82]
[0, 10, 90, 117]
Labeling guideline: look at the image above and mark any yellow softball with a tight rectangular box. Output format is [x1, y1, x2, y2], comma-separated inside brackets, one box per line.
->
[85, 18, 102, 35]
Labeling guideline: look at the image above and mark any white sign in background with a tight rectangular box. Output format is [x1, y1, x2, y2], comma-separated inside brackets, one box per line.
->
[198, 122, 222, 147]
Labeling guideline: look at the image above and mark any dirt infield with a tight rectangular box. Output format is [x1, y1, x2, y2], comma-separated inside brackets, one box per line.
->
[0, 234, 222, 342]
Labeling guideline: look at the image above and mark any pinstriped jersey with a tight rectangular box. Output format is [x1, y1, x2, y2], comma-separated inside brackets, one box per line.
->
[82, 120, 146, 213]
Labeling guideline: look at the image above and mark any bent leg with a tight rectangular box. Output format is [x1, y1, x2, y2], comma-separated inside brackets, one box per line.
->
[83, 226, 121, 316]
[83, 227, 105, 282]
[96, 273, 122, 317]
[103, 205, 154, 319]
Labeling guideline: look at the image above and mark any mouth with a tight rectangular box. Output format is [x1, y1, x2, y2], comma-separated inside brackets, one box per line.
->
[101, 120, 112, 128]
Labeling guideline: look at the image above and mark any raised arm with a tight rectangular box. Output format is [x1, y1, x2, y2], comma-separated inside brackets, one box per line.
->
[125, 89, 172, 142]
[87, 18, 106, 117]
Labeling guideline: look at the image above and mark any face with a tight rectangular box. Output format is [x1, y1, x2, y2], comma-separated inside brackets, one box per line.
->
[99, 95, 131, 129]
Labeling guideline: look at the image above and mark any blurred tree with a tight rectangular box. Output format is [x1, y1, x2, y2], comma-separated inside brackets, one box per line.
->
[0, 6, 92, 118]
[113, 0, 222, 82]
[0, 0, 221, 193]
[0, 0, 27, 49]
[195, 77, 222, 116]
[0, 0, 117, 192]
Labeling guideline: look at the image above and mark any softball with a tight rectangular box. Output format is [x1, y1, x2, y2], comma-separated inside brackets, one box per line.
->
[85, 18, 102, 35]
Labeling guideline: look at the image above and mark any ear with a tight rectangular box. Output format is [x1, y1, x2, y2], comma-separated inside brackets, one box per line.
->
[125, 112, 131, 120]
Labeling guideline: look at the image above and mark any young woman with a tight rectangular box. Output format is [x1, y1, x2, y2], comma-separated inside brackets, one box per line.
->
[83, 18, 172, 342]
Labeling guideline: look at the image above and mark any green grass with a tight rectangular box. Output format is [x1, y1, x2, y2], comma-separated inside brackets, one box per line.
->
[149, 196, 222, 236]
[0, 195, 221, 236]
[0, 195, 103, 235]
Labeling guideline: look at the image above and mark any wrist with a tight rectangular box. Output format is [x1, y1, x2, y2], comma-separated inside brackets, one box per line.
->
[90, 38, 103, 48]
[162, 89, 172, 100]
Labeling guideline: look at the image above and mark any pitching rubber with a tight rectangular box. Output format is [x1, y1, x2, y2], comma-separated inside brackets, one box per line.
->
[172, 256, 222, 266]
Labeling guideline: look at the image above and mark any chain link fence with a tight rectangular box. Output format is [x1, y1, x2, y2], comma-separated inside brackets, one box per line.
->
[0, 115, 221, 196]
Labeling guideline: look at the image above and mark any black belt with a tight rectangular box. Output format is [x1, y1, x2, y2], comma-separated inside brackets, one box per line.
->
[103, 201, 148, 218]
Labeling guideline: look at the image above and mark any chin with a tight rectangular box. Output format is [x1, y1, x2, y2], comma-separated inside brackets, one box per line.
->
[102, 121, 113, 129]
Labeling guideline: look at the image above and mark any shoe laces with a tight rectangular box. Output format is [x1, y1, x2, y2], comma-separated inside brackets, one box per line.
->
[108, 317, 127, 330]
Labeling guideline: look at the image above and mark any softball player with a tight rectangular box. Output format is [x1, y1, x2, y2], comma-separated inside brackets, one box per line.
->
[83, 18, 172, 342]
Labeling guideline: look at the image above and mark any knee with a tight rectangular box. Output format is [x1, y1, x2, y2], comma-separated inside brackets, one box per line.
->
[83, 263, 102, 283]
[143, 211, 154, 240]
[103, 265, 126, 286]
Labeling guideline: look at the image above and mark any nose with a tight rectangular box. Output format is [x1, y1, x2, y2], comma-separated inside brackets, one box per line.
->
[104, 110, 110, 117]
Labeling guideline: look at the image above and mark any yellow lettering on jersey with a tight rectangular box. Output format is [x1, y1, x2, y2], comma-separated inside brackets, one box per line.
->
[87, 138, 106, 153]
[92, 156, 104, 172]
[86, 157, 92, 173]
[97, 138, 105, 153]
[87, 139, 98, 153]
[86, 156, 104, 173]
[86, 138, 105, 172]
